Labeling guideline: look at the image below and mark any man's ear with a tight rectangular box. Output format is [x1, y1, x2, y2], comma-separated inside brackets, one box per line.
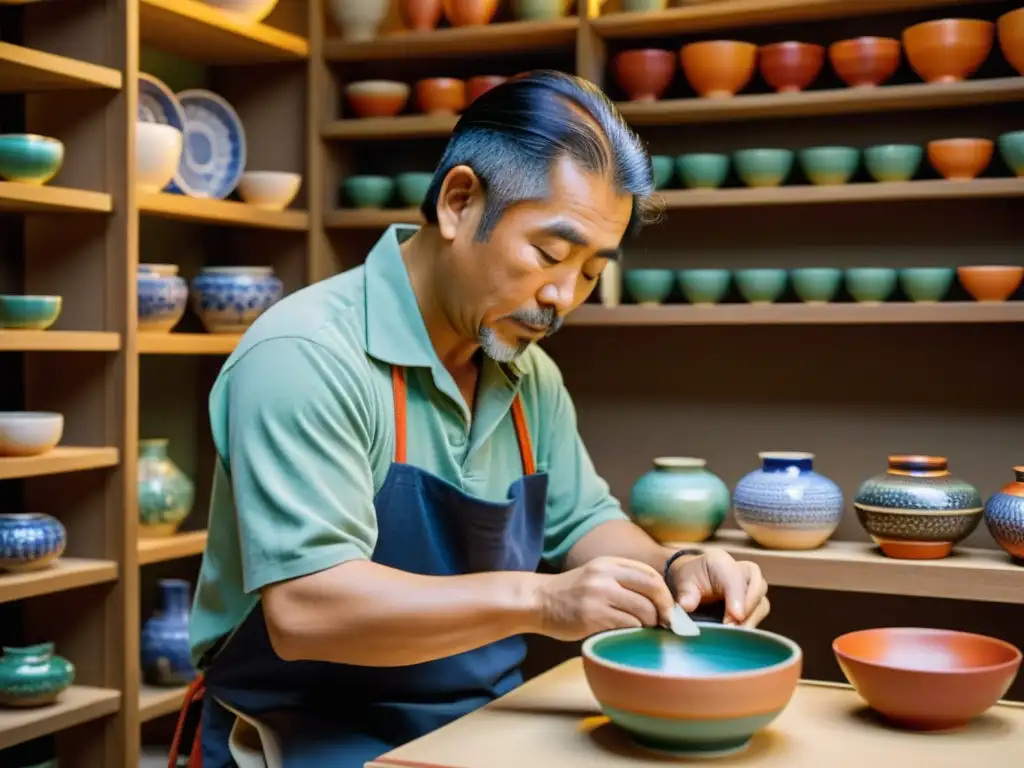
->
[435, 165, 483, 241]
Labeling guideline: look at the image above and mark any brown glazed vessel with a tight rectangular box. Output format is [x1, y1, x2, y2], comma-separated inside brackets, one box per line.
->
[466, 75, 507, 104]
[345, 80, 410, 118]
[828, 37, 901, 87]
[927, 138, 993, 180]
[956, 266, 1024, 302]
[442, 0, 498, 25]
[758, 41, 825, 93]
[415, 78, 466, 114]
[834, 627, 1022, 730]
[680, 40, 757, 98]
[612, 49, 676, 102]
[902, 18, 995, 83]
[399, 0, 442, 30]
[998, 7, 1024, 75]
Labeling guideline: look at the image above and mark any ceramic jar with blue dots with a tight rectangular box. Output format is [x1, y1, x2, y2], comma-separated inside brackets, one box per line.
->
[982, 466, 1024, 562]
[138, 264, 188, 332]
[191, 266, 284, 334]
[0, 513, 66, 572]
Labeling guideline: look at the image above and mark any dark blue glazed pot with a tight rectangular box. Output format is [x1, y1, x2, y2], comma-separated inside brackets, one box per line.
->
[0, 513, 66, 573]
[983, 465, 1024, 562]
[141, 579, 197, 687]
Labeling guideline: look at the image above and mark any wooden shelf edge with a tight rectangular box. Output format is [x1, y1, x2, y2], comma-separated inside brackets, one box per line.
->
[0, 686, 121, 751]
[325, 208, 422, 229]
[0, 331, 121, 352]
[0, 447, 120, 481]
[0, 558, 119, 605]
[138, 332, 241, 355]
[138, 531, 209, 566]
[139, 685, 187, 723]
[139, 192, 309, 230]
[322, 115, 456, 140]
[0, 41, 123, 91]
[0, 182, 113, 214]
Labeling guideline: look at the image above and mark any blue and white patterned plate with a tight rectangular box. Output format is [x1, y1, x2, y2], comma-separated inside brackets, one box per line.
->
[138, 72, 186, 132]
[169, 89, 247, 200]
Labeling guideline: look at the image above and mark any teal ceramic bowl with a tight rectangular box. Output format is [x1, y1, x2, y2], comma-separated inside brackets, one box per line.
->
[734, 149, 794, 188]
[582, 624, 802, 758]
[343, 175, 395, 208]
[676, 153, 730, 189]
[864, 144, 923, 183]
[791, 267, 842, 304]
[0, 134, 64, 185]
[845, 268, 897, 303]
[395, 172, 433, 207]
[0, 295, 62, 330]
[677, 268, 731, 305]
[735, 268, 788, 304]
[997, 131, 1024, 177]
[625, 269, 674, 305]
[798, 146, 859, 186]
[900, 267, 955, 303]
[651, 155, 674, 189]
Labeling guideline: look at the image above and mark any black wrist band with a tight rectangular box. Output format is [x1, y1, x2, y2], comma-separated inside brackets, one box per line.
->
[663, 548, 703, 597]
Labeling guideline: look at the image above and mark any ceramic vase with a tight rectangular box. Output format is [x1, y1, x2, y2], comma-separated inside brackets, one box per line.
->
[733, 452, 844, 550]
[0, 643, 74, 707]
[0, 513, 66, 573]
[142, 579, 198, 687]
[191, 266, 284, 334]
[629, 458, 730, 543]
[983, 466, 1024, 561]
[328, 0, 387, 40]
[138, 439, 194, 538]
[137, 264, 188, 333]
[854, 455, 983, 560]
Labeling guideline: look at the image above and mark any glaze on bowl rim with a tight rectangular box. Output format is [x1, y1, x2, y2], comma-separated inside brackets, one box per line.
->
[833, 627, 1023, 676]
[582, 623, 803, 680]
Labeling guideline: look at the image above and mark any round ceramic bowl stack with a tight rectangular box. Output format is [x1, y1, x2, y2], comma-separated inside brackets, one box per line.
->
[0, 134, 64, 185]
[582, 624, 802, 757]
[0, 295, 62, 330]
[136, 121, 183, 194]
[191, 266, 284, 334]
[0, 412, 64, 457]
[237, 171, 302, 210]
[138, 264, 189, 333]
[0, 513, 67, 573]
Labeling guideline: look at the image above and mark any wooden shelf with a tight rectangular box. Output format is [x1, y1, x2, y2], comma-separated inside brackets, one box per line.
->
[325, 207, 422, 229]
[0, 559, 119, 605]
[323, 115, 456, 141]
[138, 332, 241, 355]
[0, 685, 121, 751]
[0, 182, 112, 214]
[618, 78, 1024, 126]
[138, 531, 208, 566]
[139, 0, 309, 64]
[688, 529, 1023, 605]
[0, 331, 121, 352]
[139, 192, 309, 230]
[0, 41, 122, 92]
[0, 447, 120, 481]
[139, 685, 187, 723]
[325, 17, 579, 61]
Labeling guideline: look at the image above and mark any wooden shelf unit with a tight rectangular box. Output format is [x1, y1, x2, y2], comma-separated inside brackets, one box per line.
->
[0, 559, 120, 605]
[137, 531, 209, 566]
[139, 685, 188, 724]
[139, 192, 310, 230]
[0, 331, 121, 352]
[0, 182, 112, 214]
[137, 332, 241, 355]
[0, 447, 120, 481]
[0, 686, 121, 751]
[0, 41, 123, 92]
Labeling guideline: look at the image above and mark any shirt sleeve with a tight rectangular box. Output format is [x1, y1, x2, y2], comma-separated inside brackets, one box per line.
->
[220, 337, 379, 594]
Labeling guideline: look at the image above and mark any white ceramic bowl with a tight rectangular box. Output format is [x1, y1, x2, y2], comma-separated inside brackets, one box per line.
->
[200, 0, 279, 21]
[237, 171, 302, 211]
[0, 412, 64, 457]
[136, 122, 183, 194]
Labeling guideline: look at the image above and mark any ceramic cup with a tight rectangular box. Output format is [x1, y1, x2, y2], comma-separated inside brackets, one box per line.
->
[864, 144, 923, 182]
[0, 295, 62, 330]
[676, 153, 730, 189]
[625, 269, 674, 305]
[0, 134, 64, 185]
[734, 149, 794, 188]
[791, 268, 842, 304]
[735, 268, 788, 304]
[677, 269, 731, 305]
[997, 130, 1024, 176]
[845, 267, 897, 303]
[396, 172, 433, 207]
[343, 175, 395, 208]
[798, 146, 860, 185]
[651, 155, 675, 189]
[899, 267, 955, 303]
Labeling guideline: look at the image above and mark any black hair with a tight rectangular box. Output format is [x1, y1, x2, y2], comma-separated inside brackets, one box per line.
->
[419, 70, 661, 241]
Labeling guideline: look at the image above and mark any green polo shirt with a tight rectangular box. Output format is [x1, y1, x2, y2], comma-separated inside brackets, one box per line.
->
[188, 224, 628, 665]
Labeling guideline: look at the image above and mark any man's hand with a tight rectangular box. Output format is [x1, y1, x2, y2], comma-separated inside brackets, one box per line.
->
[670, 549, 770, 628]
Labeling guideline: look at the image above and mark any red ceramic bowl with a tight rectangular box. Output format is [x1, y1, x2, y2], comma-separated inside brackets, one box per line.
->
[345, 80, 410, 118]
[466, 75, 507, 104]
[998, 7, 1024, 76]
[415, 77, 466, 115]
[957, 265, 1024, 302]
[612, 49, 677, 102]
[680, 40, 757, 98]
[902, 18, 995, 83]
[927, 137, 994, 180]
[828, 37, 901, 87]
[834, 627, 1021, 730]
[758, 41, 825, 93]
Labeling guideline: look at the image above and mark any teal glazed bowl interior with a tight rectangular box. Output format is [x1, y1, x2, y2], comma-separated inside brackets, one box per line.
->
[735, 268, 788, 304]
[395, 172, 433, 207]
[734, 148, 794, 188]
[0, 134, 65, 184]
[0, 295, 62, 330]
[864, 144, 923, 182]
[676, 153, 730, 189]
[343, 175, 395, 208]
[650, 155, 675, 189]
[798, 146, 860, 185]
[845, 267, 897, 303]
[625, 269, 674, 305]
[791, 267, 842, 303]
[997, 130, 1024, 176]
[582, 624, 802, 758]
[677, 268, 731, 305]
[900, 267, 955, 302]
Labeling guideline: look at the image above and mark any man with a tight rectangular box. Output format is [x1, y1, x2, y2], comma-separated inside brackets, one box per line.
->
[172, 71, 770, 768]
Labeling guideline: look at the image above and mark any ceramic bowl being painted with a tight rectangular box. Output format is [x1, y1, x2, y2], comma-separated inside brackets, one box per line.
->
[0, 295, 62, 330]
[237, 171, 302, 211]
[864, 144, 923, 182]
[583, 624, 801, 757]
[625, 269, 674, 305]
[344, 175, 395, 208]
[395, 172, 433, 207]
[191, 266, 283, 335]
[138, 266, 188, 333]
[0, 513, 66, 573]
[0, 412, 63, 457]
[0, 134, 64, 185]
[834, 627, 1021, 730]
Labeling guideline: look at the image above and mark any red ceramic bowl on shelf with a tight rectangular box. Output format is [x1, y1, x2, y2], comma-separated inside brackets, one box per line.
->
[442, 0, 498, 25]
[758, 41, 825, 93]
[998, 7, 1024, 75]
[415, 78, 467, 115]
[680, 40, 757, 99]
[465, 75, 507, 104]
[927, 138, 994, 180]
[902, 18, 995, 83]
[834, 627, 1021, 730]
[828, 37, 901, 87]
[612, 49, 676, 102]
[345, 80, 411, 118]
[956, 265, 1024, 302]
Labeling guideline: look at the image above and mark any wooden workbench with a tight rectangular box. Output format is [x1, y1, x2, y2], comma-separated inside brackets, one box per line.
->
[368, 658, 1024, 768]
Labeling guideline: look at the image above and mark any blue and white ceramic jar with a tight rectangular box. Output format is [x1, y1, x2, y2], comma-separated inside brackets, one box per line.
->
[0, 513, 66, 573]
[191, 266, 283, 334]
[141, 579, 197, 687]
[733, 451, 844, 550]
[137, 264, 188, 333]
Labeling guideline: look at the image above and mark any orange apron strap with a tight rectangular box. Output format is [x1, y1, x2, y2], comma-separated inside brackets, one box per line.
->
[510, 394, 535, 476]
[168, 674, 206, 768]
[391, 366, 408, 464]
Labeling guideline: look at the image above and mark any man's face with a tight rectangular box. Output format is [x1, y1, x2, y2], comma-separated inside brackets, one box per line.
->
[438, 155, 633, 362]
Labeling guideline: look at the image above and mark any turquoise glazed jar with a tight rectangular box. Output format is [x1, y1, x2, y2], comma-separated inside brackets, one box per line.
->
[791, 267, 841, 304]
[735, 268, 787, 304]
[625, 269, 674, 305]
[734, 148, 794, 188]
[864, 144, 923, 182]
[0, 643, 75, 707]
[677, 269, 731, 305]
[137, 439, 194, 538]
[733, 452, 844, 550]
[845, 268, 897, 303]
[899, 267, 954, 303]
[0, 134, 64, 185]
[141, 579, 198, 686]
[798, 146, 860, 185]
[0, 513, 66, 573]
[997, 130, 1024, 177]
[343, 175, 394, 208]
[395, 172, 432, 207]
[629, 457, 730, 543]
[0, 295, 62, 330]
[984, 466, 1024, 561]
[676, 153, 730, 189]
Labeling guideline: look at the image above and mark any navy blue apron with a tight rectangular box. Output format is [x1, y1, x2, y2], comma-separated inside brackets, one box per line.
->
[168, 365, 548, 767]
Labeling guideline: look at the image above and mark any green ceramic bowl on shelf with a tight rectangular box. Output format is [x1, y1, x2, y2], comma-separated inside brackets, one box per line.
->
[791, 268, 842, 304]
[845, 268, 897, 303]
[343, 175, 395, 208]
[798, 146, 860, 186]
[651, 155, 675, 189]
[864, 144, 923, 182]
[676, 154, 730, 190]
[735, 268, 788, 304]
[997, 131, 1024, 177]
[0, 134, 64, 185]
[899, 267, 955, 303]
[734, 149, 794, 188]
[395, 172, 433, 207]
[625, 269, 674, 305]
[0, 295, 62, 330]
[677, 269, 731, 305]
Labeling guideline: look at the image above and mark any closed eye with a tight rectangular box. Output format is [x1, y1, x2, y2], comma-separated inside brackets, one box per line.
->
[534, 246, 559, 265]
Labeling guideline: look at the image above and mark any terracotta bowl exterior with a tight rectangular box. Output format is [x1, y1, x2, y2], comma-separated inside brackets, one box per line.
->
[465, 75, 507, 104]
[834, 627, 1021, 730]
[927, 138, 993, 180]
[828, 37, 901, 87]
[415, 78, 467, 115]
[957, 265, 1024, 302]
[345, 80, 410, 118]
[998, 7, 1024, 75]
[902, 18, 995, 83]
[582, 624, 802, 758]
[612, 49, 676, 102]
[399, 0, 442, 30]
[758, 41, 825, 93]
[680, 40, 757, 99]
[442, 0, 498, 25]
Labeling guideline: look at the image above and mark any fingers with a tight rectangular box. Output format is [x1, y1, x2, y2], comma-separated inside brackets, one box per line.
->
[741, 596, 771, 628]
[740, 561, 768, 619]
[609, 559, 675, 627]
[706, 551, 749, 623]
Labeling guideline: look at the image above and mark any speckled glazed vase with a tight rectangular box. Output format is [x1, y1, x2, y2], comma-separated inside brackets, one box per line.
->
[0, 643, 74, 707]
[983, 466, 1024, 561]
[854, 455, 983, 560]
[733, 452, 844, 550]
[629, 458, 730, 543]
[137, 439, 194, 538]
[141, 579, 197, 687]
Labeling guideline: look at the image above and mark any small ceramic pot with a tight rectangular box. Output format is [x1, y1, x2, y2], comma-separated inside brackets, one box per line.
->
[679, 40, 757, 99]
[735, 268, 787, 304]
[138, 266, 188, 333]
[629, 457, 730, 543]
[845, 267, 897, 303]
[442, 0, 498, 26]
[984, 466, 1024, 561]
[998, 7, 1024, 76]
[136, 122, 183, 194]
[0, 412, 63, 457]
[328, 0, 387, 40]
[676, 153, 729, 189]
[190, 266, 284, 334]
[345, 81, 410, 119]
[758, 41, 825, 93]
[466, 75, 508, 104]
[828, 37, 901, 87]
[997, 130, 1024, 176]
[927, 138, 993, 180]
[864, 144, 923, 182]
[734, 452, 844, 550]
[396, 172, 433, 207]
[237, 171, 302, 211]
[854, 455, 983, 560]
[0, 644, 74, 707]
[142, 579, 198, 686]
[399, 0, 442, 30]
[415, 78, 466, 115]
[0, 134, 64, 185]
[956, 265, 1024, 302]
[625, 269, 674, 305]
[138, 439, 195, 538]
[0, 514, 66, 573]
[0, 295, 62, 331]
[651, 155, 674, 189]
[677, 269, 731, 305]
[798, 146, 859, 186]
[612, 49, 676, 102]
[899, 267, 955, 303]
[902, 18, 995, 84]
[734, 148, 794, 188]
[791, 268, 841, 304]
[343, 175, 395, 208]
